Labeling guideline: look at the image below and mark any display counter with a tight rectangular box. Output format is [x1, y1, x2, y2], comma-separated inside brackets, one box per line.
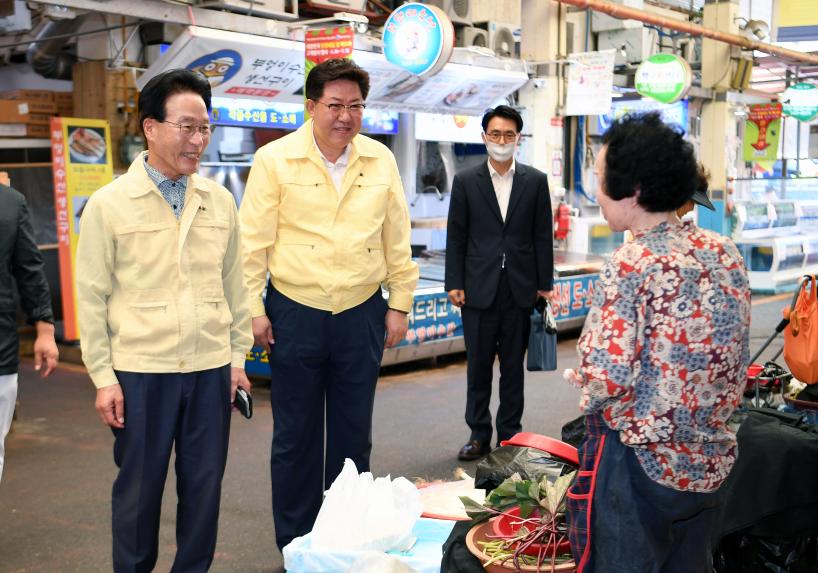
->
[733, 200, 818, 292]
[245, 249, 603, 375]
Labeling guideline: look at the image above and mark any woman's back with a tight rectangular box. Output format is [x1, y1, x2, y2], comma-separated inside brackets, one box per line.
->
[576, 220, 751, 492]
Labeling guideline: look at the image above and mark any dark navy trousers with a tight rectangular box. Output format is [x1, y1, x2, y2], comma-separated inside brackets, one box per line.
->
[266, 286, 387, 550]
[111, 365, 232, 573]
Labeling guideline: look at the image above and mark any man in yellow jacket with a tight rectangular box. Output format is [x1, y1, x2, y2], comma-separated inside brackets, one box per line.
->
[240, 58, 418, 550]
[76, 69, 253, 572]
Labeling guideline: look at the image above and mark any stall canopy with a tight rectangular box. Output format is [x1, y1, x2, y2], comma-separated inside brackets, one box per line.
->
[136, 26, 529, 116]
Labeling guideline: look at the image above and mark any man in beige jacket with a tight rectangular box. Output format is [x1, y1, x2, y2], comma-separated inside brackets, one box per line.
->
[76, 69, 253, 572]
[240, 58, 418, 550]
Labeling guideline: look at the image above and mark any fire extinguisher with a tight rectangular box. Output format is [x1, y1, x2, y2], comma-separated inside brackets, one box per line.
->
[554, 201, 571, 241]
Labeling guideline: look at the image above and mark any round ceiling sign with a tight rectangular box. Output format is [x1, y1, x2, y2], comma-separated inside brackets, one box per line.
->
[382, 3, 454, 77]
[635, 54, 692, 105]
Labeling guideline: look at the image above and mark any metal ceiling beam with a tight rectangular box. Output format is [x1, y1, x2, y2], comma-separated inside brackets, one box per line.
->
[554, 0, 818, 66]
[31, 0, 293, 38]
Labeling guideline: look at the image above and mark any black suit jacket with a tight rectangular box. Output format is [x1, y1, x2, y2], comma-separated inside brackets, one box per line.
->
[444, 162, 553, 310]
[0, 185, 54, 374]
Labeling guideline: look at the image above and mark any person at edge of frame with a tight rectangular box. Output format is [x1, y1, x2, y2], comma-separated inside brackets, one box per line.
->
[0, 179, 59, 484]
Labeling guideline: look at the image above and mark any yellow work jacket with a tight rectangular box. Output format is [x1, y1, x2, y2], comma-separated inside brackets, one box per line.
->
[240, 121, 418, 316]
[76, 153, 253, 388]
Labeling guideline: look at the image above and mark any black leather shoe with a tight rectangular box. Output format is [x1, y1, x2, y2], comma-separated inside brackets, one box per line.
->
[458, 440, 491, 461]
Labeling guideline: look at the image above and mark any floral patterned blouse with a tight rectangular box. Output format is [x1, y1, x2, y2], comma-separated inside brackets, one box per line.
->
[570, 221, 751, 493]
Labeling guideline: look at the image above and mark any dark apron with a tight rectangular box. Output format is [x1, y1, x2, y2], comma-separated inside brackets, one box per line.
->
[566, 413, 609, 573]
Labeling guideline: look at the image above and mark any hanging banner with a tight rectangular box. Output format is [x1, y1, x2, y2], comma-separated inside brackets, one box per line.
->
[137, 27, 305, 100]
[49, 117, 114, 341]
[137, 26, 527, 116]
[359, 50, 527, 115]
[305, 26, 354, 74]
[564, 50, 616, 116]
[781, 82, 818, 122]
[304, 26, 354, 119]
[743, 103, 782, 162]
[635, 54, 692, 104]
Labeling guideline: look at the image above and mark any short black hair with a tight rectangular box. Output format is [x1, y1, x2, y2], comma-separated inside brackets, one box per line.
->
[305, 58, 370, 101]
[138, 69, 212, 136]
[601, 112, 697, 213]
[481, 105, 523, 133]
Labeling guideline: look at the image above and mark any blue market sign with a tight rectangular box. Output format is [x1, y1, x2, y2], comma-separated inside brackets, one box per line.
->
[210, 106, 302, 129]
[382, 2, 454, 77]
[210, 103, 398, 134]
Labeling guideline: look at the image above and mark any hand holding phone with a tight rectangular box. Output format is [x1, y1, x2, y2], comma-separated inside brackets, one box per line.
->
[234, 387, 253, 419]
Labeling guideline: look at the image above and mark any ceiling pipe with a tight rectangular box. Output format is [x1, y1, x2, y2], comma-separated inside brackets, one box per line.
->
[27, 16, 85, 80]
[554, 0, 818, 66]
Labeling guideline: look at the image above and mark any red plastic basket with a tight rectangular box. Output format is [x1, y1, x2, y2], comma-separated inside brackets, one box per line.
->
[499, 432, 579, 466]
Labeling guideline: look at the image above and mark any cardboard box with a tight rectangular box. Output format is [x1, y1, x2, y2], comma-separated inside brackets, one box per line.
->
[54, 91, 73, 105]
[25, 123, 51, 138]
[0, 123, 51, 138]
[22, 100, 58, 114]
[0, 100, 54, 124]
[25, 112, 54, 125]
[0, 89, 55, 103]
[55, 91, 73, 116]
[0, 99, 32, 123]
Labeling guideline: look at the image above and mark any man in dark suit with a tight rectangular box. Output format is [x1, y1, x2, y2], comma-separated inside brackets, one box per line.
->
[445, 105, 554, 461]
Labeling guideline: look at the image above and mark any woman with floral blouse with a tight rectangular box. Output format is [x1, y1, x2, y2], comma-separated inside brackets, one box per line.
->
[565, 112, 751, 573]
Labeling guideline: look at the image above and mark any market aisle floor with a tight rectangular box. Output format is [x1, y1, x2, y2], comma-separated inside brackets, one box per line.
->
[0, 294, 792, 572]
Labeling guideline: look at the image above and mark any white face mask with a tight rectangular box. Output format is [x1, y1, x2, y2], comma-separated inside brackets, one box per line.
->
[485, 141, 516, 163]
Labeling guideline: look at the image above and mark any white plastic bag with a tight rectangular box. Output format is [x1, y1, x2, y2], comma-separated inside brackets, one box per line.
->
[310, 458, 422, 553]
[349, 553, 418, 573]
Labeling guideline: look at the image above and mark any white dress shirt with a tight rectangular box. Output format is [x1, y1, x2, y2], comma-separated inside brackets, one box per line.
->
[487, 159, 516, 221]
[314, 135, 350, 196]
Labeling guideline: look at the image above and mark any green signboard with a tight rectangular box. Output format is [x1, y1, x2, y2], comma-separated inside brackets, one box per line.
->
[635, 54, 692, 104]
[781, 82, 818, 122]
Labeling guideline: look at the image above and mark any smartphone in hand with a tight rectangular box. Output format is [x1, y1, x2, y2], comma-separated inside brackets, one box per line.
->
[234, 387, 253, 419]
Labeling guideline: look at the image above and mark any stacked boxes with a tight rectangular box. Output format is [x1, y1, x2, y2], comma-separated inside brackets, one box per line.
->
[55, 92, 74, 117]
[0, 89, 74, 138]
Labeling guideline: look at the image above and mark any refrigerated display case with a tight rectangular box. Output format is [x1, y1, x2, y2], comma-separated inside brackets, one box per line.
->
[733, 200, 818, 292]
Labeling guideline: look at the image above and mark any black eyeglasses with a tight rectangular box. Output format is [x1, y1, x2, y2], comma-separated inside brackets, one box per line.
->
[160, 120, 216, 138]
[315, 101, 366, 115]
[485, 130, 519, 143]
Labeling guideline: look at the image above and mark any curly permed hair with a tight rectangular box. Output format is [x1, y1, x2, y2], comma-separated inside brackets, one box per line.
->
[601, 112, 698, 213]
